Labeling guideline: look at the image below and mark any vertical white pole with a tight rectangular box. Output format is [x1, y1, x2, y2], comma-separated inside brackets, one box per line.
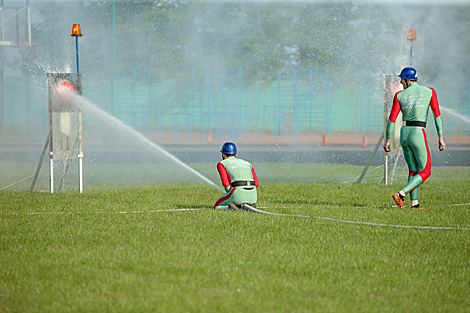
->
[384, 153, 388, 186]
[49, 111, 54, 193]
[78, 111, 83, 193]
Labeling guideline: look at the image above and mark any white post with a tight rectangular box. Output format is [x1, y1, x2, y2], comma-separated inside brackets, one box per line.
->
[49, 111, 54, 193]
[78, 111, 83, 193]
[384, 153, 388, 186]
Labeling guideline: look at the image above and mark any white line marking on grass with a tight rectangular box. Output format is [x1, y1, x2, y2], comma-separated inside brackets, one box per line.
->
[10, 208, 202, 215]
[244, 207, 470, 230]
[311, 216, 470, 230]
[6, 207, 469, 231]
[378, 203, 470, 208]
[445, 203, 470, 206]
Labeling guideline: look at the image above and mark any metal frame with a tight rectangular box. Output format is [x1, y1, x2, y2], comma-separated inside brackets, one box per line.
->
[30, 73, 83, 193]
[275, 68, 331, 138]
[357, 74, 402, 184]
[116, 67, 152, 135]
[0, 5, 31, 47]
[0, 3, 32, 133]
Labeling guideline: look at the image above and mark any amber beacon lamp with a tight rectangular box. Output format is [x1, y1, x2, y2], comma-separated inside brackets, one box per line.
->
[71, 24, 83, 73]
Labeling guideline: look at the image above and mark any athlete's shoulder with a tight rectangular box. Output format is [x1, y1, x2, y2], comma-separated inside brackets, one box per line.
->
[395, 89, 405, 100]
[221, 157, 239, 165]
[421, 86, 437, 97]
[234, 157, 253, 168]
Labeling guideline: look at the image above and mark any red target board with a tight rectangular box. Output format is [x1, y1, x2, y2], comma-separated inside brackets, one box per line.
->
[47, 73, 81, 112]
[57, 81, 75, 99]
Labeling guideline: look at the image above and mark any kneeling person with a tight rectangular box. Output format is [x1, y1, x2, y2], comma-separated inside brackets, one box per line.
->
[213, 142, 259, 210]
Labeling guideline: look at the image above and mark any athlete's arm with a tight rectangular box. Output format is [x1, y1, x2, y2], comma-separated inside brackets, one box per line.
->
[429, 88, 444, 137]
[438, 136, 446, 151]
[384, 93, 401, 152]
[252, 167, 259, 187]
[383, 139, 391, 152]
[429, 88, 446, 151]
[217, 162, 231, 191]
[385, 93, 402, 141]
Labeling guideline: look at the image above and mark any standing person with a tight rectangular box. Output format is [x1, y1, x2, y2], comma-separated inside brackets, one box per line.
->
[383, 67, 446, 210]
[213, 142, 259, 211]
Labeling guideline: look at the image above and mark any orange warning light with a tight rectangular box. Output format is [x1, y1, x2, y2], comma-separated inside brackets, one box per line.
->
[407, 28, 417, 40]
[57, 81, 75, 99]
[71, 24, 82, 37]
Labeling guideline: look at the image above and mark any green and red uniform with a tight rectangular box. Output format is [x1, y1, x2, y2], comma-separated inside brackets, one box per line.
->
[386, 82, 444, 200]
[213, 157, 259, 209]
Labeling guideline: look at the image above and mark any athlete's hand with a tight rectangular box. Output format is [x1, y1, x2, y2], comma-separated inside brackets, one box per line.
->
[438, 136, 446, 151]
[383, 139, 391, 153]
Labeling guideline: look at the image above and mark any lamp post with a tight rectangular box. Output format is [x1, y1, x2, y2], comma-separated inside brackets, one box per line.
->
[71, 24, 82, 73]
[112, 0, 116, 114]
[70, 24, 83, 193]
[407, 28, 417, 66]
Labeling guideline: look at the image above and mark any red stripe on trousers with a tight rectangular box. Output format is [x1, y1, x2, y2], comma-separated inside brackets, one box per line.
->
[213, 188, 236, 209]
[418, 128, 432, 183]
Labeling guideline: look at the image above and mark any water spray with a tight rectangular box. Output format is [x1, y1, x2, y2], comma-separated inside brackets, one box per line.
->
[440, 106, 470, 125]
[71, 93, 225, 193]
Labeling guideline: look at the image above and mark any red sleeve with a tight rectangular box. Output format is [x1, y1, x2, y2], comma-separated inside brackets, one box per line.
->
[217, 162, 231, 187]
[252, 167, 259, 187]
[388, 92, 402, 123]
[429, 87, 442, 118]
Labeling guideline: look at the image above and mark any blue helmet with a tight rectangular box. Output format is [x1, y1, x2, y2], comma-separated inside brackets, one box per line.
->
[398, 67, 418, 81]
[220, 142, 237, 155]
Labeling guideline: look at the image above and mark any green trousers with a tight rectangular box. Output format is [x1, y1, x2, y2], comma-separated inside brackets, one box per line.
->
[400, 126, 433, 201]
[213, 186, 257, 210]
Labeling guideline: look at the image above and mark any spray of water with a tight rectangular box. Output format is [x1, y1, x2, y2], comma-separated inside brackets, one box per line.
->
[440, 106, 470, 125]
[69, 92, 224, 193]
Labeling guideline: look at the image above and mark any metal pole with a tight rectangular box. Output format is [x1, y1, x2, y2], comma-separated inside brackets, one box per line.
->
[27, 3, 31, 46]
[0, 1, 4, 133]
[30, 135, 49, 192]
[357, 131, 384, 184]
[49, 108, 54, 194]
[26, 62, 29, 134]
[1, 0, 4, 40]
[78, 111, 83, 193]
[75, 36, 80, 74]
[26, 1, 31, 132]
[47, 73, 55, 193]
[410, 42, 413, 66]
[384, 152, 388, 186]
[112, 0, 115, 114]
[0, 46, 3, 134]
[15, 8, 19, 44]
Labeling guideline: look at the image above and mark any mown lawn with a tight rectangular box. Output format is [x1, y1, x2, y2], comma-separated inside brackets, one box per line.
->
[1, 172, 469, 312]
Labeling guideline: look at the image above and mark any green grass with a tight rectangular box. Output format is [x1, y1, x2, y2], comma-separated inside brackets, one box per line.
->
[0, 161, 414, 191]
[1, 169, 470, 312]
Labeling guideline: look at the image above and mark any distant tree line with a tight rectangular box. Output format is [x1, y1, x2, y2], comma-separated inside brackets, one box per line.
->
[19, 0, 470, 85]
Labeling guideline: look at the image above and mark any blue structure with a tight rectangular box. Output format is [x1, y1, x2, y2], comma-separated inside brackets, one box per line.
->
[190, 68, 245, 140]
[115, 67, 152, 135]
[263, 68, 331, 138]
[459, 67, 470, 136]
[360, 72, 385, 137]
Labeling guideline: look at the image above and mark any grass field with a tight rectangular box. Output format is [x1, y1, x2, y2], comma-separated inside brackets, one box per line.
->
[1, 166, 470, 312]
